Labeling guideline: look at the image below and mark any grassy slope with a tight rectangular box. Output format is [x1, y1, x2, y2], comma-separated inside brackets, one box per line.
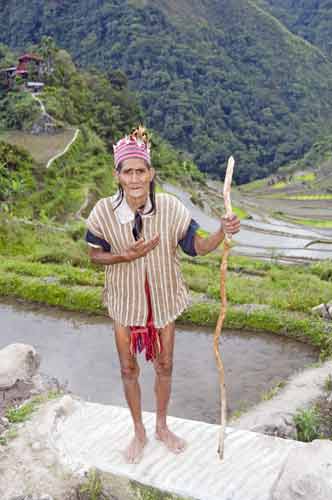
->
[258, 0, 332, 61]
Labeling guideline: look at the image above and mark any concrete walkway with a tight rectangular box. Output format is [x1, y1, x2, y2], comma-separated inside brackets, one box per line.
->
[50, 399, 306, 500]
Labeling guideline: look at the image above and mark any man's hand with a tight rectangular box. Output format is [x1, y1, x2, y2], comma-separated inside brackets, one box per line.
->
[221, 214, 241, 236]
[124, 234, 160, 262]
[194, 215, 240, 256]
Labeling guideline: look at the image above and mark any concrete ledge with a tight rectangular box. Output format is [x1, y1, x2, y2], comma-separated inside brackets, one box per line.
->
[232, 360, 332, 438]
[50, 399, 306, 500]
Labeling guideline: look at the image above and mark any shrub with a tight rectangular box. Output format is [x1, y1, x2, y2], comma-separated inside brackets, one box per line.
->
[294, 407, 321, 442]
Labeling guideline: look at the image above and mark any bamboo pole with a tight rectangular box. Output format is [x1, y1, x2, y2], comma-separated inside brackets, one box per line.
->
[213, 156, 234, 460]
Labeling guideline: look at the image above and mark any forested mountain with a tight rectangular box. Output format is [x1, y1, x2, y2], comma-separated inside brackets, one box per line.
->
[1, 0, 332, 183]
[258, 1, 332, 61]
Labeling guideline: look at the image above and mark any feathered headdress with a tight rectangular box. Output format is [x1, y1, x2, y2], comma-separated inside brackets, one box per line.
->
[113, 125, 151, 170]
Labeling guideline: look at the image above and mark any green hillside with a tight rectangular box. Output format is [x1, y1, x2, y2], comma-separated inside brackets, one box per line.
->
[258, 1, 332, 61]
[2, 1, 332, 183]
[0, 42, 203, 222]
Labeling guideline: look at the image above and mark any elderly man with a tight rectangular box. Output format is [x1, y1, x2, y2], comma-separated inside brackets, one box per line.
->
[86, 126, 240, 463]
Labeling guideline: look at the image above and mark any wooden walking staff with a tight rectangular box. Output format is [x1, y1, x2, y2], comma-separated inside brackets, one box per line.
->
[213, 155, 235, 460]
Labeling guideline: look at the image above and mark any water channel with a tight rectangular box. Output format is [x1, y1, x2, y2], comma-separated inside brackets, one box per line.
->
[0, 301, 317, 423]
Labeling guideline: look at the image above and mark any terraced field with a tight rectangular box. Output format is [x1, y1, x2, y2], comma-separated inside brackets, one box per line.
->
[238, 164, 332, 229]
[0, 129, 77, 166]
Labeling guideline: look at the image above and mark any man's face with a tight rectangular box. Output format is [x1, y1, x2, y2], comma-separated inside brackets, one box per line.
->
[116, 158, 155, 200]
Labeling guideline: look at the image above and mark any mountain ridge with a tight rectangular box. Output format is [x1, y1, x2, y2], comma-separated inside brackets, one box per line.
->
[1, 0, 332, 182]
[256, 0, 332, 61]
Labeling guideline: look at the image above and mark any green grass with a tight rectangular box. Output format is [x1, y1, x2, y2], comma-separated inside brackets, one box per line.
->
[290, 218, 332, 228]
[232, 205, 249, 219]
[0, 270, 105, 314]
[0, 259, 104, 287]
[180, 303, 329, 351]
[239, 178, 267, 192]
[294, 172, 316, 182]
[294, 406, 322, 442]
[0, 428, 18, 446]
[205, 266, 332, 313]
[271, 212, 332, 228]
[310, 260, 332, 282]
[0, 216, 90, 266]
[324, 374, 332, 392]
[267, 193, 332, 201]
[285, 194, 332, 200]
[272, 181, 287, 189]
[261, 381, 286, 401]
[229, 401, 250, 420]
[5, 389, 63, 424]
[5, 400, 39, 423]
[79, 469, 103, 500]
[240, 172, 316, 195]
[1, 389, 63, 446]
[130, 480, 191, 500]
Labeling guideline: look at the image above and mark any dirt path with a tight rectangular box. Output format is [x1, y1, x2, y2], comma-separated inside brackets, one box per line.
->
[31, 92, 80, 169]
[45, 128, 79, 169]
[0, 396, 82, 500]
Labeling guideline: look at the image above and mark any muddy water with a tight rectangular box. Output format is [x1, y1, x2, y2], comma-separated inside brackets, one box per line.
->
[0, 301, 318, 423]
[164, 183, 332, 261]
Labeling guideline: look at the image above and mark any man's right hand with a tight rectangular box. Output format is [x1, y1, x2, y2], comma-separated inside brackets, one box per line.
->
[124, 234, 160, 262]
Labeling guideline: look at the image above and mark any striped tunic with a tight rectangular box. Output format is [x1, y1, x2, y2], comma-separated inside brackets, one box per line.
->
[86, 193, 192, 328]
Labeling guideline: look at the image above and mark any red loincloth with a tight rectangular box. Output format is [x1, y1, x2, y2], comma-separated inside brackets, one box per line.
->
[129, 279, 162, 361]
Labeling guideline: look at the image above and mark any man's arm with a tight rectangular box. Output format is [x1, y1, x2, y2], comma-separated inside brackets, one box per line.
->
[194, 227, 225, 256]
[194, 215, 241, 256]
[89, 235, 160, 265]
[89, 246, 130, 265]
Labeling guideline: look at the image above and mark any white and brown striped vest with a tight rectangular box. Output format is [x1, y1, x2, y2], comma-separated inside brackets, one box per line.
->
[86, 193, 192, 328]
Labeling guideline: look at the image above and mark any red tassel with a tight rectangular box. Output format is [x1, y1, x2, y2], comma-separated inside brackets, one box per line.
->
[129, 279, 162, 362]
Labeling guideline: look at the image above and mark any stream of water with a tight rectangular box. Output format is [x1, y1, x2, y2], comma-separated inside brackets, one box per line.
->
[0, 301, 317, 423]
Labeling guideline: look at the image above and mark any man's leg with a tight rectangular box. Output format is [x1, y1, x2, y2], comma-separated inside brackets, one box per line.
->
[154, 322, 186, 453]
[114, 321, 147, 463]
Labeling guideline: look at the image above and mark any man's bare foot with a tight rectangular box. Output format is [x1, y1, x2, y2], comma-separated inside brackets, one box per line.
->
[155, 426, 187, 454]
[123, 429, 148, 464]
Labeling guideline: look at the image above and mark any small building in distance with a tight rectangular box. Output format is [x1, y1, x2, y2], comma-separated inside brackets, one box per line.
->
[16, 53, 43, 80]
[0, 67, 17, 89]
[0, 53, 44, 90]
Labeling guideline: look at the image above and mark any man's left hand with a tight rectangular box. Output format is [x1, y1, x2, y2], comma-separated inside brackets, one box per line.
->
[221, 214, 241, 236]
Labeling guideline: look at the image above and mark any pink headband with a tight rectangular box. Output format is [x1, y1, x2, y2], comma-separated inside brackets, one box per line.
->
[113, 135, 151, 170]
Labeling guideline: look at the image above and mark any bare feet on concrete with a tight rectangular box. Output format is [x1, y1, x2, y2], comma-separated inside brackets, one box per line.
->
[155, 426, 187, 454]
[123, 426, 148, 464]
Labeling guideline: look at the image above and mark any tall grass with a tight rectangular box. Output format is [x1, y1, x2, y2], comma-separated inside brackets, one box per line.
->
[294, 407, 321, 442]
